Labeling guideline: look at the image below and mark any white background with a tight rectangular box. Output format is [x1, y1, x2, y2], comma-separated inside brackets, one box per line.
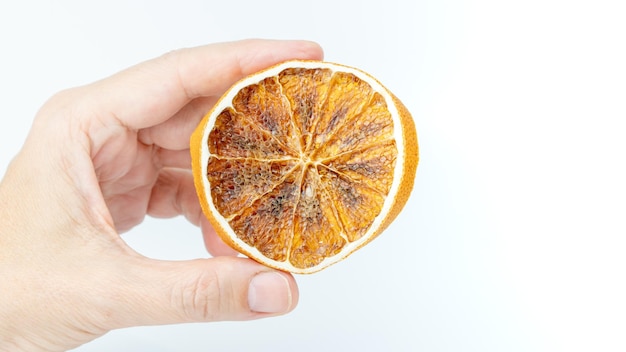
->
[1, 1, 625, 351]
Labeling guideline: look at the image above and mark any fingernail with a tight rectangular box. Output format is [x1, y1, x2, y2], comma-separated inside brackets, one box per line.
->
[248, 271, 292, 313]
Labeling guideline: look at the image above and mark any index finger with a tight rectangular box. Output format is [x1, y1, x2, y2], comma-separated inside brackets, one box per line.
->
[87, 39, 324, 130]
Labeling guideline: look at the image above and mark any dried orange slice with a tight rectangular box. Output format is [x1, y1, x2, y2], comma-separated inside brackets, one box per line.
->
[191, 60, 418, 274]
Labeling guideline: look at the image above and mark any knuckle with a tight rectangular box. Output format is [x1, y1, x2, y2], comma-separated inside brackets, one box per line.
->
[35, 87, 91, 132]
[40, 87, 83, 115]
[173, 269, 223, 322]
[160, 47, 186, 62]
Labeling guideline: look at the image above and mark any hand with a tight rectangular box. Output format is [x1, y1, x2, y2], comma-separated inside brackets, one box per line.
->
[0, 39, 323, 351]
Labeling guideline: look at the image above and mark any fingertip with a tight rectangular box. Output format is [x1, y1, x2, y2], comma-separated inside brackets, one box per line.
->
[228, 39, 324, 79]
[290, 39, 324, 61]
[234, 38, 323, 59]
[201, 217, 239, 257]
[248, 270, 299, 314]
[284, 271, 299, 312]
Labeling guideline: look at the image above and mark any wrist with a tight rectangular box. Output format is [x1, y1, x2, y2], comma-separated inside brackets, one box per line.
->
[0, 156, 108, 351]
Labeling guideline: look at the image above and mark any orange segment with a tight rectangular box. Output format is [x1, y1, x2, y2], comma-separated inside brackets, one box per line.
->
[228, 170, 301, 262]
[313, 92, 394, 160]
[278, 68, 332, 151]
[309, 71, 374, 153]
[206, 157, 298, 218]
[291, 165, 346, 268]
[322, 142, 397, 195]
[191, 60, 419, 274]
[231, 77, 300, 154]
[208, 108, 295, 159]
[317, 166, 386, 242]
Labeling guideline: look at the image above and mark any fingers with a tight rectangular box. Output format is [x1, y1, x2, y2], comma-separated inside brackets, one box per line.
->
[147, 168, 201, 224]
[148, 167, 239, 257]
[156, 148, 191, 169]
[108, 256, 298, 328]
[89, 39, 324, 130]
[138, 96, 217, 151]
[201, 217, 240, 257]
[171, 39, 323, 100]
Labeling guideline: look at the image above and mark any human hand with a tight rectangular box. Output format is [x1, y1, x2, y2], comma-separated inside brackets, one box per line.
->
[0, 39, 323, 351]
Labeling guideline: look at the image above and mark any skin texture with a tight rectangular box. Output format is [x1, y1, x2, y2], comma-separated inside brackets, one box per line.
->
[0, 39, 323, 351]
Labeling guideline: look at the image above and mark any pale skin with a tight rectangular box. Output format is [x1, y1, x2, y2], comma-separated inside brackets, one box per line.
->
[0, 39, 324, 351]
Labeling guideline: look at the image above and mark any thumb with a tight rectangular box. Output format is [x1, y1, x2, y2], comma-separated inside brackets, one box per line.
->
[106, 256, 299, 328]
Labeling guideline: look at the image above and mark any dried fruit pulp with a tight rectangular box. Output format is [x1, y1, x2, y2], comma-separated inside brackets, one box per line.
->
[191, 60, 418, 274]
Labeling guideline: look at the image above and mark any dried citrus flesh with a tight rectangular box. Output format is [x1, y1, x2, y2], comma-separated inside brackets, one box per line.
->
[191, 60, 418, 274]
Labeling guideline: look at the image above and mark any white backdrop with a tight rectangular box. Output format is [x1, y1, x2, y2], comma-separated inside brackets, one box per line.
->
[1, 1, 625, 351]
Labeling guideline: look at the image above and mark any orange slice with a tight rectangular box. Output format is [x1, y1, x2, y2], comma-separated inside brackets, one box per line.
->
[191, 60, 418, 274]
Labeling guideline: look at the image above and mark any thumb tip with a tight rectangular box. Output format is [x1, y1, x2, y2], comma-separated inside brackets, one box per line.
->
[112, 257, 299, 327]
[248, 271, 297, 314]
